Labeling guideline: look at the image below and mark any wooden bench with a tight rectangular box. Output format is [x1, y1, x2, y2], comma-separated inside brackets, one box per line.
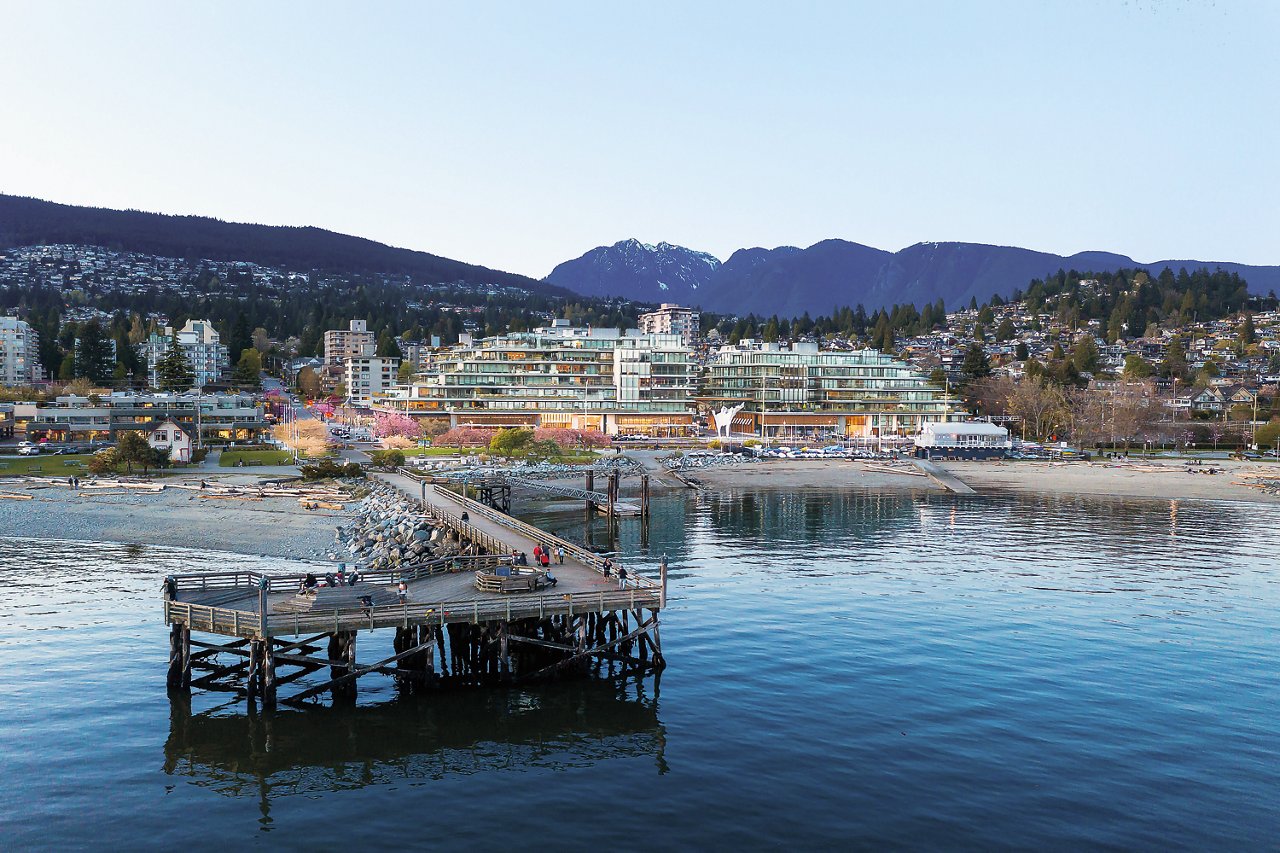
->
[475, 568, 548, 594]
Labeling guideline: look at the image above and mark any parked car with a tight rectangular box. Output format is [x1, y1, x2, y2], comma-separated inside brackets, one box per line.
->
[18, 445, 40, 456]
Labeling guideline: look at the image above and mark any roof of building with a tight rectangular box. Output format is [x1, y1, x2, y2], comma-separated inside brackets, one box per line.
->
[920, 421, 1008, 436]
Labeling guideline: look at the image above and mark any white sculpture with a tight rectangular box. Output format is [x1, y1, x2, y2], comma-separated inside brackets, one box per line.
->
[712, 404, 745, 438]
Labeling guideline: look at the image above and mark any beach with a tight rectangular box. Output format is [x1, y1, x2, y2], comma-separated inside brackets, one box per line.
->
[940, 458, 1280, 505]
[674, 456, 1280, 505]
[0, 473, 350, 559]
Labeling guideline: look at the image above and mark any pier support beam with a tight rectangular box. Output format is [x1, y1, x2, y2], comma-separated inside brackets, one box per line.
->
[167, 624, 191, 691]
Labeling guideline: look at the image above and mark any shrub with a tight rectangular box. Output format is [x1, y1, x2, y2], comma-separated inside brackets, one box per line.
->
[88, 448, 120, 475]
[707, 439, 722, 450]
[369, 448, 406, 469]
[300, 458, 365, 480]
[743, 438, 761, 447]
[382, 435, 415, 449]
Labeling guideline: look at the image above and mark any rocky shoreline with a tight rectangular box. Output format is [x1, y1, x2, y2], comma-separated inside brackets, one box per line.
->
[332, 481, 463, 570]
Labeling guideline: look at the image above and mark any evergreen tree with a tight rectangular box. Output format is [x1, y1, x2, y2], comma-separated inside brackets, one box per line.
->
[1162, 336, 1188, 383]
[995, 318, 1016, 342]
[1015, 341, 1030, 361]
[1071, 335, 1100, 374]
[73, 322, 114, 383]
[1237, 313, 1256, 354]
[961, 343, 991, 381]
[156, 330, 195, 390]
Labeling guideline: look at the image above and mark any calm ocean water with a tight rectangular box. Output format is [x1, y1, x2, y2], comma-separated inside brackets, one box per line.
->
[1, 490, 1277, 849]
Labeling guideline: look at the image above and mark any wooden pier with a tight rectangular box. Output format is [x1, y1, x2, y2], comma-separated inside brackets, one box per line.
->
[163, 473, 666, 708]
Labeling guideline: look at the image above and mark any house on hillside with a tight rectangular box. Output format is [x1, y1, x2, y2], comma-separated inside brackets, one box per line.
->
[148, 418, 193, 463]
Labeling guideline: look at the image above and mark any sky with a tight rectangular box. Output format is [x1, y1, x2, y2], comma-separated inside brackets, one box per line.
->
[1, 1, 1277, 278]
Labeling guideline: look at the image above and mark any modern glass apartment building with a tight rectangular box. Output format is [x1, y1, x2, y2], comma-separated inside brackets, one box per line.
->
[377, 321, 696, 435]
[700, 340, 960, 438]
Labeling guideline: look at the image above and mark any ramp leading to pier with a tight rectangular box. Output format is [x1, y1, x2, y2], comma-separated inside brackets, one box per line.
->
[910, 458, 977, 494]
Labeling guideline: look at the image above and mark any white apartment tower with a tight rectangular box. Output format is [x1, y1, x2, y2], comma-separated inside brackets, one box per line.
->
[638, 304, 700, 345]
[0, 316, 44, 386]
[143, 319, 230, 388]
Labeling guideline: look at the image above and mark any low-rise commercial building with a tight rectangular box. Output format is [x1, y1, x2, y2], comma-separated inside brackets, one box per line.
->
[700, 340, 961, 439]
[26, 392, 266, 443]
[913, 421, 1010, 459]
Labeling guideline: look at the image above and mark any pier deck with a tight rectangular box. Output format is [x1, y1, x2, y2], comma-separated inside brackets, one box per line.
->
[163, 471, 666, 706]
[167, 474, 663, 639]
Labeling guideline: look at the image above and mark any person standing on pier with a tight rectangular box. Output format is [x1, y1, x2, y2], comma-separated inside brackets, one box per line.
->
[397, 579, 408, 603]
[618, 565, 628, 589]
[556, 545, 565, 565]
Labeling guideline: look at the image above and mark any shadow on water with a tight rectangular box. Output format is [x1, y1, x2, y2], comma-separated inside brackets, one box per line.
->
[164, 678, 667, 827]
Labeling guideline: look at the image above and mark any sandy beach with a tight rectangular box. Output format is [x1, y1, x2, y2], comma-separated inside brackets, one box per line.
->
[940, 458, 1280, 505]
[0, 473, 352, 559]
[673, 459, 939, 491]
[674, 456, 1280, 505]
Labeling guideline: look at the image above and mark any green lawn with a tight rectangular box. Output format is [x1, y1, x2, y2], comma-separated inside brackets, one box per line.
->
[0, 453, 96, 477]
[219, 449, 296, 467]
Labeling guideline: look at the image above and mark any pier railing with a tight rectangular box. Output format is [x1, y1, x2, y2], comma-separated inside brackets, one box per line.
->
[164, 583, 663, 638]
[420, 480, 660, 591]
[259, 585, 663, 637]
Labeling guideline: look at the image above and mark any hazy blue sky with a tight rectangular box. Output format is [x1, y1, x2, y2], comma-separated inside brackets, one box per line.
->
[2, 1, 1276, 277]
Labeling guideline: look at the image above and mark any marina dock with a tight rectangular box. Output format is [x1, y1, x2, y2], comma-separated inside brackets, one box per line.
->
[163, 472, 666, 708]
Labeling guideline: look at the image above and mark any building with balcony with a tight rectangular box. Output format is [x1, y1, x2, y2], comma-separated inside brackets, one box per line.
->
[376, 320, 696, 435]
[700, 340, 962, 439]
[25, 392, 266, 443]
[324, 319, 375, 367]
[142, 319, 229, 389]
[638, 303, 700, 345]
[0, 316, 44, 386]
[345, 356, 400, 408]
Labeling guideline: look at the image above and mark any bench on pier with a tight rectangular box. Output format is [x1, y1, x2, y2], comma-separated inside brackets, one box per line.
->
[273, 586, 401, 613]
[473, 567, 550, 594]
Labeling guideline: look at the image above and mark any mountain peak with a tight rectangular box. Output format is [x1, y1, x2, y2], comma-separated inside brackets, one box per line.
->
[546, 240, 721, 300]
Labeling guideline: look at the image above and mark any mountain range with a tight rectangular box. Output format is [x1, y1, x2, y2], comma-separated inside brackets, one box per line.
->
[546, 238, 1280, 317]
[5, 193, 1278, 319]
[0, 193, 569, 297]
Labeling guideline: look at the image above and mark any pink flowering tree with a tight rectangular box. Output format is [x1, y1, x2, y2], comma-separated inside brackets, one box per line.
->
[373, 411, 423, 439]
[533, 427, 610, 450]
[435, 426, 493, 447]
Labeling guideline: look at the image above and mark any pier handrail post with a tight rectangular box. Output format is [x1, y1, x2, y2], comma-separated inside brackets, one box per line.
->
[257, 575, 269, 637]
[660, 554, 668, 609]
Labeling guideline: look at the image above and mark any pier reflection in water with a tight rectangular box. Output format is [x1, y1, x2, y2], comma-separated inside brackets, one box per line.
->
[164, 679, 666, 824]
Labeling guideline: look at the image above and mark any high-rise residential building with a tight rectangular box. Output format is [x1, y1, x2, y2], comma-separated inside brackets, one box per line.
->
[345, 355, 400, 408]
[638, 303, 700, 345]
[324, 319, 376, 366]
[376, 320, 696, 435]
[142, 319, 230, 388]
[700, 340, 961, 438]
[0, 316, 44, 386]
